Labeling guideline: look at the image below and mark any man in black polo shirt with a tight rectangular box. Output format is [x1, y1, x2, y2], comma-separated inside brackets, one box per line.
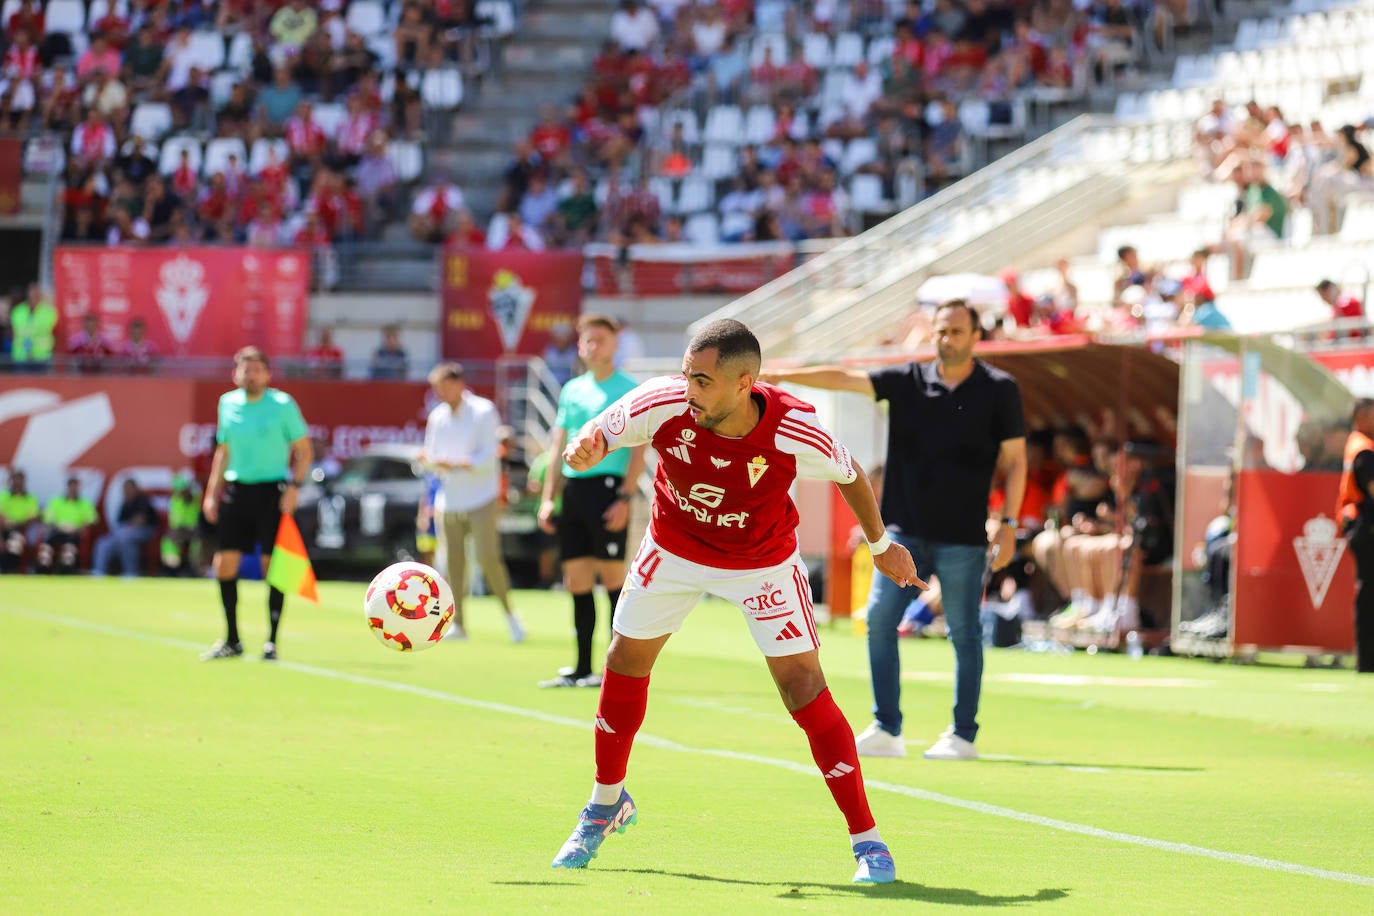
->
[765, 300, 1026, 760]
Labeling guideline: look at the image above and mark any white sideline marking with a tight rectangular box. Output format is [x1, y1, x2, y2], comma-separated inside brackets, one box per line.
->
[7, 605, 1373, 890]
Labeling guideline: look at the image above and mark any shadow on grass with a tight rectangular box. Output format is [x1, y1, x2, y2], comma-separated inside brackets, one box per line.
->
[979, 758, 1203, 773]
[596, 869, 1070, 905]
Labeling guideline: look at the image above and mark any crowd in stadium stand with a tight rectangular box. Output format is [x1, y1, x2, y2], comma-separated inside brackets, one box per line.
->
[9, 0, 1202, 255]
[474, 0, 1192, 250]
[881, 99, 1373, 348]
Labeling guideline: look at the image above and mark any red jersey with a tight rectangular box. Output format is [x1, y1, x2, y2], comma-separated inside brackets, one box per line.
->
[597, 377, 857, 569]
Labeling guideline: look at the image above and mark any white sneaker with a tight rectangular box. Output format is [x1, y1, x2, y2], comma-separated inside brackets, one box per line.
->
[507, 613, 526, 644]
[854, 721, 907, 758]
[444, 621, 468, 641]
[923, 729, 978, 761]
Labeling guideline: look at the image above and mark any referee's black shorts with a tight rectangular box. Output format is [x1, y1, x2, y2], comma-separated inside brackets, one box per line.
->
[217, 481, 284, 555]
[558, 474, 629, 562]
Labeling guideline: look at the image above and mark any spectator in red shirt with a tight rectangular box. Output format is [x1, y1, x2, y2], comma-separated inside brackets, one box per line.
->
[1001, 269, 1035, 328]
[446, 210, 487, 249]
[68, 314, 114, 373]
[171, 148, 199, 198]
[304, 326, 345, 378]
[120, 317, 158, 373]
[285, 100, 328, 171]
[1317, 278, 1364, 323]
[529, 104, 572, 166]
[6, 0, 43, 42]
[1180, 248, 1215, 305]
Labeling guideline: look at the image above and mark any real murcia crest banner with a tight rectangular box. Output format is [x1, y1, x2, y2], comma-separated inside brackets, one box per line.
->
[441, 249, 582, 358]
[1293, 514, 1345, 609]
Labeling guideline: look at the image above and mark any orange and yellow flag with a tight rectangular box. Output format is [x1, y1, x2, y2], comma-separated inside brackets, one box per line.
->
[266, 515, 319, 604]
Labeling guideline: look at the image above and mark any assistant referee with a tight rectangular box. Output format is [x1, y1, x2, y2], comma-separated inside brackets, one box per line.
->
[537, 315, 645, 687]
[201, 347, 312, 661]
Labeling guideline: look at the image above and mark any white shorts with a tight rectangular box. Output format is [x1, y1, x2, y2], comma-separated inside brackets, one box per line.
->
[613, 532, 821, 657]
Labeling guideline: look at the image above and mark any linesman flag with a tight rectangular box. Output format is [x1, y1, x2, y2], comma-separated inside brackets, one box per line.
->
[267, 515, 320, 604]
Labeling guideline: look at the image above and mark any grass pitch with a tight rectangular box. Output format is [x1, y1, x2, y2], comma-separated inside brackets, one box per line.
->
[2, 577, 1372, 913]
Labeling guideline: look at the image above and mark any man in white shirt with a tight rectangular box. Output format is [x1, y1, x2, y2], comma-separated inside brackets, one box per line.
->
[421, 362, 525, 643]
[610, 0, 660, 52]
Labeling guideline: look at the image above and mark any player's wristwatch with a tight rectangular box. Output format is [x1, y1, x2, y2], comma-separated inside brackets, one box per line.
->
[999, 517, 1017, 529]
[614, 492, 633, 504]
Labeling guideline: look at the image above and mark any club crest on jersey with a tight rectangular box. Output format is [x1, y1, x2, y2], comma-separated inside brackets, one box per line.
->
[747, 456, 769, 488]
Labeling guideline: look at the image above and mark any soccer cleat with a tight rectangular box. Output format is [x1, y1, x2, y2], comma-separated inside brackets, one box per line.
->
[550, 790, 637, 868]
[200, 640, 243, 661]
[575, 673, 602, 688]
[262, 642, 278, 661]
[538, 671, 600, 688]
[855, 721, 906, 758]
[538, 674, 581, 688]
[507, 613, 526, 644]
[443, 621, 468, 641]
[923, 729, 978, 760]
[852, 841, 896, 884]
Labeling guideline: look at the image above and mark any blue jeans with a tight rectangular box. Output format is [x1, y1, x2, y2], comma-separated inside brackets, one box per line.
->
[93, 524, 154, 577]
[864, 534, 987, 743]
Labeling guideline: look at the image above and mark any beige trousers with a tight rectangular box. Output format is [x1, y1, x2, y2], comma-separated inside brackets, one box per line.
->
[439, 499, 511, 619]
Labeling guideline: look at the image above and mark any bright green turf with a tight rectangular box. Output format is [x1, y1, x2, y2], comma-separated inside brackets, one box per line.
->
[2, 578, 1372, 913]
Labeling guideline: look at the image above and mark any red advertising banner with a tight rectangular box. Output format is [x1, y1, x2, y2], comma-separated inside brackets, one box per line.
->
[586, 242, 796, 296]
[441, 248, 582, 359]
[0, 137, 21, 215]
[1233, 469, 1354, 653]
[0, 377, 428, 521]
[52, 247, 311, 358]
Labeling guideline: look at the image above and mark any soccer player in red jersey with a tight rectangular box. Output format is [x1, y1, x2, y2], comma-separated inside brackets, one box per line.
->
[549, 320, 921, 883]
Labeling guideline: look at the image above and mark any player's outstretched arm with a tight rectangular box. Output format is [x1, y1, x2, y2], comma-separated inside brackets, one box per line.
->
[563, 422, 611, 472]
[837, 462, 925, 590]
[759, 365, 875, 396]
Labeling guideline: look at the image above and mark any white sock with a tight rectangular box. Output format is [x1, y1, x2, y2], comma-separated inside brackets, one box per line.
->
[1070, 588, 1090, 608]
[591, 781, 624, 806]
[849, 828, 883, 848]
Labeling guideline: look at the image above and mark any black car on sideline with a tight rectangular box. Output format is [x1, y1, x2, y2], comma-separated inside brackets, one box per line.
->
[295, 444, 541, 582]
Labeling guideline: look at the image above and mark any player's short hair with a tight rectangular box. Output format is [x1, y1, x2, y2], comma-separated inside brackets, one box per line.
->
[428, 361, 465, 385]
[935, 299, 981, 336]
[1352, 398, 1374, 425]
[687, 319, 761, 376]
[234, 346, 269, 369]
[1316, 279, 1338, 295]
[577, 313, 619, 335]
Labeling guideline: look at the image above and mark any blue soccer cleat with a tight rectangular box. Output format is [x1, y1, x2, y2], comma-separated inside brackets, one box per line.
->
[550, 790, 638, 869]
[852, 841, 896, 884]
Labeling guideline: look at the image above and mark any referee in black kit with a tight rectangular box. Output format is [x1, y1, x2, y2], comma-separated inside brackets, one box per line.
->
[200, 347, 312, 661]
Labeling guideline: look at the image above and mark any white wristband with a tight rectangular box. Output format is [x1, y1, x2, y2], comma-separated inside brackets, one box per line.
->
[868, 532, 893, 556]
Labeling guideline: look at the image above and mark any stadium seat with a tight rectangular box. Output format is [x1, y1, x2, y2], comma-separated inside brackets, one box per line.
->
[676, 177, 714, 214]
[311, 103, 346, 139]
[44, 0, 85, 35]
[249, 138, 289, 175]
[661, 110, 700, 146]
[683, 212, 720, 245]
[477, 0, 517, 38]
[833, 32, 865, 68]
[840, 138, 878, 176]
[226, 32, 254, 73]
[749, 32, 788, 67]
[700, 145, 738, 180]
[346, 0, 388, 37]
[88, 0, 130, 21]
[158, 136, 203, 176]
[743, 105, 776, 146]
[703, 105, 744, 146]
[209, 70, 239, 109]
[386, 140, 424, 182]
[189, 33, 226, 71]
[802, 33, 832, 69]
[129, 103, 173, 141]
[23, 135, 64, 176]
[420, 69, 464, 109]
[368, 35, 398, 73]
[849, 173, 887, 213]
[865, 35, 894, 66]
[203, 137, 248, 178]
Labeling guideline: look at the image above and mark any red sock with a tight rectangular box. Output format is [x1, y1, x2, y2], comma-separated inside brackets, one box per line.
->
[594, 669, 650, 786]
[791, 688, 876, 834]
